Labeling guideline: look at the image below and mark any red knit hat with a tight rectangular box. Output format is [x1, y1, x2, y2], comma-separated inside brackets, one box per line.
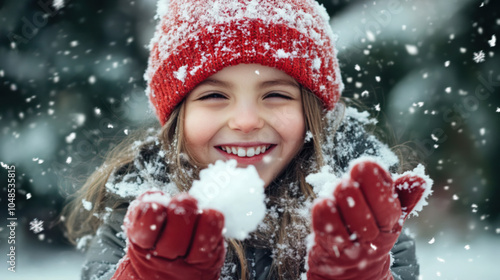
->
[145, 0, 344, 125]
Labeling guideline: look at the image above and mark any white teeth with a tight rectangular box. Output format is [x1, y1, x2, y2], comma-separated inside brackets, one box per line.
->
[237, 148, 246, 157]
[221, 145, 270, 157]
[247, 147, 255, 157]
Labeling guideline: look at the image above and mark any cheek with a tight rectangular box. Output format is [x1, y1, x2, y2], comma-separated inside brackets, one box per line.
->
[183, 110, 216, 154]
[273, 106, 305, 144]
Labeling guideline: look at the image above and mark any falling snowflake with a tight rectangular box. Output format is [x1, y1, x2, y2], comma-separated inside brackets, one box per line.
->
[405, 44, 419, 55]
[29, 218, 44, 234]
[53, 0, 65, 10]
[488, 35, 496, 47]
[473, 51, 485, 63]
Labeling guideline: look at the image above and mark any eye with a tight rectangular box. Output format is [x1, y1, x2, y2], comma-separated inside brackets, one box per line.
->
[198, 92, 227, 100]
[264, 92, 293, 100]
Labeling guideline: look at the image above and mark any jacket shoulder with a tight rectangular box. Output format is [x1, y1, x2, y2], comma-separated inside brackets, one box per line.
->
[322, 106, 400, 174]
[104, 138, 179, 203]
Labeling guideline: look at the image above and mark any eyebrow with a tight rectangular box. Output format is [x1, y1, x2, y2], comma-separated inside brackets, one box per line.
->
[196, 78, 300, 89]
[196, 78, 233, 88]
[259, 79, 300, 89]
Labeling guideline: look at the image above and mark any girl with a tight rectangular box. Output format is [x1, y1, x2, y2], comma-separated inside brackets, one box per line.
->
[64, 0, 432, 279]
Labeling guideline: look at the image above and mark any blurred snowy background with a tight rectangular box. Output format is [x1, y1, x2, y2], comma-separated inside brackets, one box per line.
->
[0, 0, 499, 279]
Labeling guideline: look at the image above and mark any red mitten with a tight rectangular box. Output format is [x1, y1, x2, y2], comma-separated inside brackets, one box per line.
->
[307, 161, 430, 280]
[112, 190, 226, 280]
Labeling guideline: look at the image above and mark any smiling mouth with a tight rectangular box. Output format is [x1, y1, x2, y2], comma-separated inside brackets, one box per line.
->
[218, 145, 274, 158]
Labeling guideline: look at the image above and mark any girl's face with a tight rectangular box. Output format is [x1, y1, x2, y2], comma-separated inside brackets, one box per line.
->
[184, 64, 305, 187]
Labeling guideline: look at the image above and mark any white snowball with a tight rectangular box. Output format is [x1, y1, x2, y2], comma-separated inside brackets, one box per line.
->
[189, 159, 266, 240]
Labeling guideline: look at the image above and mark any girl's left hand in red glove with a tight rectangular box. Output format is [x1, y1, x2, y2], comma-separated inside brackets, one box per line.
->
[307, 161, 429, 280]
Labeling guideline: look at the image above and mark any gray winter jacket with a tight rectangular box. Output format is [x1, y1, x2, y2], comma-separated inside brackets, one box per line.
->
[80, 107, 420, 280]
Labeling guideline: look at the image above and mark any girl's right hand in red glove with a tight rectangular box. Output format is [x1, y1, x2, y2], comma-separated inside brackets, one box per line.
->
[111, 190, 226, 280]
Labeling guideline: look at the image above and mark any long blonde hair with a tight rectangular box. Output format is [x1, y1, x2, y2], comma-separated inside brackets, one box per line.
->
[64, 86, 334, 279]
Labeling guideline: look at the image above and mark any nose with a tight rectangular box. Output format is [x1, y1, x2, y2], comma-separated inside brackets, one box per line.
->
[228, 103, 265, 133]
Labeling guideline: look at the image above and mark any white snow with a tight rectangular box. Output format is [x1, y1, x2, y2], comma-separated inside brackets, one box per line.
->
[81, 199, 93, 211]
[305, 165, 340, 198]
[415, 233, 500, 279]
[105, 174, 178, 199]
[53, 0, 64, 10]
[488, 34, 496, 47]
[65, 132, 76, 143]
[312, 58, 322, 70]
[189, 159, 266, 240]
[344, 106, 377, 125]
[473, 50, 486, 63]
[405, 44, 419, 55]
[347, 196, 355, 208]
[275, 49, 291, 58]
[304, 130, 313, 143]
[76, 234, 93, 251]
[173, 65, 188, 82]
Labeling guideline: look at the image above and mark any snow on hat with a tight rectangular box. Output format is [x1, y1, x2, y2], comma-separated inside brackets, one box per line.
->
[145, 0, 344, 125]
